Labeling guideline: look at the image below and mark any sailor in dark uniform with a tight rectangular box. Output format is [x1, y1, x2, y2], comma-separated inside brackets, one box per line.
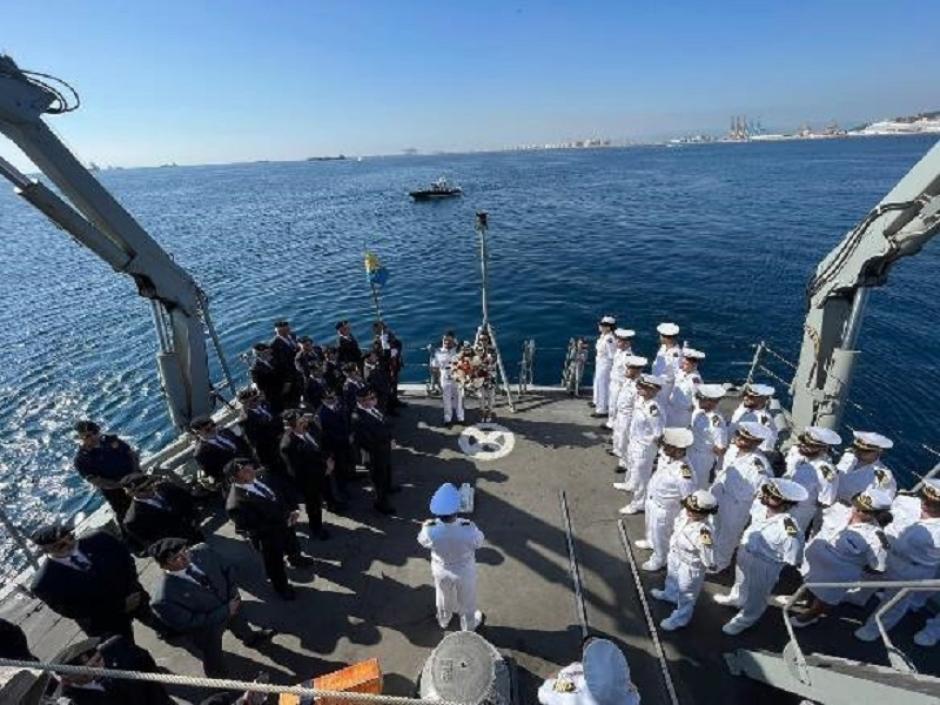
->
[238, 387, 287, 475]
[322, 345, 344, 394]
[54, 635, 172, 705]
[336, 319, 363, 369]
[224, 458, 313, 600]
[280, 409, 343, 539]
[364, 345, 394, 414]
[250, 342, 286, 414]
[149, 538, 275, 677]
[270, 320, 302, 408]
[316, 387, 356, 489]
[73, 420, 139, 525]
[120, 473, 203, 553]
[342, 362, 367, 418]
[302, 362, 329, 412]
[191, 416, 253, 486]
[29, 524, 160, 641]
[0, 617, 35, 660]
[294, 335, 324, 380]
[350, 386, 396, 515]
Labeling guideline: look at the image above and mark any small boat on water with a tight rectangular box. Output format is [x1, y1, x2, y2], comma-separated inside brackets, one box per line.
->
[409, 176, 462, 200]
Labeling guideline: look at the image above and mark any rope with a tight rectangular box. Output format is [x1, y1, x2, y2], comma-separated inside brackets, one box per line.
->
[0, 657, 471, 705]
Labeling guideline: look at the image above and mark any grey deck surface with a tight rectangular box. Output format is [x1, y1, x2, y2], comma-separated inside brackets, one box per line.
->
[2, 392, 937, 704]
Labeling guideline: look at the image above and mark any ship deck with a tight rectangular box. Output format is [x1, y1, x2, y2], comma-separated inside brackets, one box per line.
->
[2, 391, 937, 704]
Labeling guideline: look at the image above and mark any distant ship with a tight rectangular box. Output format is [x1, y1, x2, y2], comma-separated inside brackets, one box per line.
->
[307, 154, 347, 161]
[409, 176, 462, 200]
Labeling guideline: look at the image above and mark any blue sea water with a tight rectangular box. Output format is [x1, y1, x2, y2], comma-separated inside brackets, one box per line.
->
[1, 136, 938, 566]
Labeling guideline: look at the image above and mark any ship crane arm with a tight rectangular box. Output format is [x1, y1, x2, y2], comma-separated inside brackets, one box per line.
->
[790, 139, 940, 431]
[0, 54, 231, 430]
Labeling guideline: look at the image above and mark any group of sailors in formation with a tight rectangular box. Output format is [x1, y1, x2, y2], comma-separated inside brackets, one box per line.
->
[591, 316, 940, 642]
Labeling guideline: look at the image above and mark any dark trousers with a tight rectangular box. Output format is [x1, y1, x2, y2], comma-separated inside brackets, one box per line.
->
[101, 487, 132, 524]
[257, 527, 301, 593]
[189, 613, 256, 678]
[79, 590, 162, 642]
[368, 451, 392, 506]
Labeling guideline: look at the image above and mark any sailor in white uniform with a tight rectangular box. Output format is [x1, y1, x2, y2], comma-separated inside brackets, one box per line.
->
[628, 428, 697, 571]
[606, 328, 636, 429]
[709, 421, 773, 571]
[417, 483, 485, 631]
[611, 356, 647, 472]
[793, 487, 892, 628]
[783, 426, 842, 532]
[714, 478, 807, 635]
[915, 613, 940, 648]
[592, 316, 618, 416]
[430, 332, 464, 426]
[652, 489, 718, 631]
[651, 322, 681, 407]
[853, 479, 940, 641]
[834, 431, 898, 503]
[665, 348, 704, 428]
[728, 383, 777, 453]
[618, 374, 665, 515]
[687, 384, 728, 489]
[537, 637, 640, 705]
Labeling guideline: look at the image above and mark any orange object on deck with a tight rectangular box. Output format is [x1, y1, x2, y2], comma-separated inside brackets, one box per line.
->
[279, 659, 384, 705]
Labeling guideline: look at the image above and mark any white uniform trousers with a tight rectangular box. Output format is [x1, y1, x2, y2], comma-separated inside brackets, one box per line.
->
[725, 546, 785, 628]
[612, 412, 632, 466]
[645, 498, 682, 569]
[432, 561, 478, 630]
[441, 381, 464, 422]
[917, 613, 940, 645]
[624, 441, 657, 508]
[607, 378, 624, 427]
[686, 449, 715, 490]
[859, 555, 937, 633]
[661, 551, 708, 628]
[713, 496, 752, 571]
[593, 362, 612, 413]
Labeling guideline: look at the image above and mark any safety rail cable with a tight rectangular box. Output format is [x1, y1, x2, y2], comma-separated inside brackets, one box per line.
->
[781, 578, 940, 685]
[616, 520, 681, 705]
[0, 657, 472, 705]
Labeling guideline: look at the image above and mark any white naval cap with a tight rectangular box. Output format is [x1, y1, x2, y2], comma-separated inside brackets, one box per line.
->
[656, 322, 680, 337]
[582, 639, 639, 705]
[763, 477, 809, 504]
[737, 420, 772, 442]
[681, 347, 705, 360]
[429, 483, 461, 516]
[852, 431, 894, 451]
[803, 426, 842, 446]
[663, 427, 694, 449]
[614, 328, 636, 339]
[599, 315, 617, 326]
[625, 355, 648, 367]
[745, 383, 775, 397]
[921, 479, 940, 503]
[696, 383, 726, 399]
[683, 489, 718, 512]
[637, 373, 666, 388]
[854, 487, 894, 512]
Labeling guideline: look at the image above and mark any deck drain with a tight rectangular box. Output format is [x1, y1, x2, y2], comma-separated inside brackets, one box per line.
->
[458, 423, 515, 461]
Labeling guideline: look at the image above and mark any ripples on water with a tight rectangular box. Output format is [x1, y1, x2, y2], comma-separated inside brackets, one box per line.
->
[1, 136, 938, 568]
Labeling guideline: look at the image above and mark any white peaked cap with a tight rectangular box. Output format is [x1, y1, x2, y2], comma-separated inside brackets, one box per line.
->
[429, 483, 461, 516]
[804, 426, 842, 446]
[746, 383, 775, 397]
[600, 315, 617, 325]
[921, 479, 940, 502]
[768, 477, 809, 503]
[696, 383, 726, 399]
[853, 431, 894, 450]
[614, 328, 636, 339]
[682, 347, 705, 360]
[656, 322, 680, 336]
[638, 373, 665, 388]
[737, 420, 772, 441]
[686, 489, 718, 511]
[663, 427, 694, 449]
[625, 355, 648, 367]
[583, 639, 639, 705]
[857, 487, 894, 511]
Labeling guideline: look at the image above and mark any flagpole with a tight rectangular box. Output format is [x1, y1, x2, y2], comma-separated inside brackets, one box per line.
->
[370, 280, 384, 324]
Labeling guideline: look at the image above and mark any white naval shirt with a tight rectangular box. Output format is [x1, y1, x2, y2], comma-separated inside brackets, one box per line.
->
[729, 403, 777, 451]
[713, 450, 771, 503]
[595, 333, 616, 367]
[668, 369, 701, 419]
[648, 456, 697, 505]
[652, 344, 681, 380]
[741, 503, 803, 567]
[629, 397, 664, 446]
[417, 518, 485, 570]
[784, 454, 839, 528]
[690, 408, 727, 455]
[835, 452, 897, 502]
[669, 512, 716, 570]
[431, 348, 459, 383]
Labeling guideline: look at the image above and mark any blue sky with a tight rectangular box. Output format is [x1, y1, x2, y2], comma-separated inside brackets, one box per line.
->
[2, 0, 939, 168]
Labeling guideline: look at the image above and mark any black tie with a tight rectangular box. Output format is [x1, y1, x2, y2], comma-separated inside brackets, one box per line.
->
[253, 482, 275, 501]
[69, 554, 92, 571]
[186, 566, 211, 589]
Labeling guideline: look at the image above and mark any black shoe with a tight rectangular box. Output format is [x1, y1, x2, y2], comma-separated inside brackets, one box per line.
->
[444, 421, 454, 429]
[288, 554, 315, 568]
[590, 412, 606, 418]
[275, 586, 297, 601]
[243, 627, 277, 647]
[587, 402, 595, 407]
[389, 485, 403, 494]
[374, 501, 396, 515]
[614, 466, 626, 474]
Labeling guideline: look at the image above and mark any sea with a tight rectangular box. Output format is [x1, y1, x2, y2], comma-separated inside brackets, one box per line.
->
[1, 135, 938, 572]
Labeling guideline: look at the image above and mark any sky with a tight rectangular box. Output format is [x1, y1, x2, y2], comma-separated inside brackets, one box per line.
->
[2, 0, 939, 168]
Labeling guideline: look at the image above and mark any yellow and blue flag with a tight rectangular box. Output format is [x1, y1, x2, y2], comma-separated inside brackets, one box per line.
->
[364, 251, 389, 286]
